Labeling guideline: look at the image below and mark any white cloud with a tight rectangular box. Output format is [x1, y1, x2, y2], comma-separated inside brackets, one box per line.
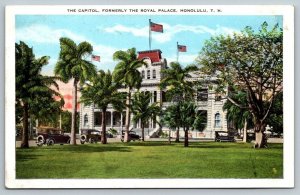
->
[103, 24, 240, 43]
[16, 24, 87, 43]
[16, 24, 123, 72]
[92, 44, 124, 71]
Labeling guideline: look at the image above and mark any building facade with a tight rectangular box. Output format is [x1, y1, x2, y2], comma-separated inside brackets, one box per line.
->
[79, 50, 227, 139]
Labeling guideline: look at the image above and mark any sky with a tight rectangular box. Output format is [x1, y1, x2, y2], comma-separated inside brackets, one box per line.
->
[15, 14, 283, 76]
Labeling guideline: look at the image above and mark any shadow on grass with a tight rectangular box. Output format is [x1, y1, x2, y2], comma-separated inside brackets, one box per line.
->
[40, 144, 132, 153]
[187, 142, 251, 149]
[187, 142, 283, 149]
[125, 141, 173, 147]
[16, 153, 42, 162]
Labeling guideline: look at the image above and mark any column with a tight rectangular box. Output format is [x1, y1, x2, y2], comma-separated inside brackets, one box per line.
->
[111, 111, 113, 128]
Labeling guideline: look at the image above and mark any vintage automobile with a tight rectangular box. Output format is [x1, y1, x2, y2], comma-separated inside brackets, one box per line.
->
[80, 129, 101, 144]
[121, 130, 141, 142]
[215, 131, 236, 142]
[36, 127, 70, 146]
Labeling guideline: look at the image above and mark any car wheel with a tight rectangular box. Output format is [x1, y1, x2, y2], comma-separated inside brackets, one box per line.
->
[89, 138, 95, 144]
[80, 135, 86, 144]
[36, 135, 44, 146]
[46, 139, 55, 146]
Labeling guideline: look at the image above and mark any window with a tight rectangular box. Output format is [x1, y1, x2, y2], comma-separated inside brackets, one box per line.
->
[197, 89, 208, 101]
[162, 91, 167, 102]
[83, 114, 88, 126]
[94, 112, 102, 126]
[141, 70, 145, 79]
[215, 113, 221, 128]
[147, 70, 151, 79]
[153, 91, 157, 102]
[152, 69, 156, 79]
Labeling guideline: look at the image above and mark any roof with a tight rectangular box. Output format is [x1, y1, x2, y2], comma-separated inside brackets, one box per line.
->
[137, 49, 162, 63]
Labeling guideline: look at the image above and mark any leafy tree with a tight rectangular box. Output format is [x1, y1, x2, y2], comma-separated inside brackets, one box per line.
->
[266, 92, 283, 135]
[54, 37, 97, 145]
[80, 70, 125, 144]
[112, 48, 147, 142]
[131, 91, 160, 141]
[160, 62, 198, 142]
[198, 22, 282, 148]
[30, 91, 64, 127]
[16, 41, 60, 148]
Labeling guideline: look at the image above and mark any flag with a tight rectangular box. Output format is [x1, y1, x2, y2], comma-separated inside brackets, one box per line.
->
[91, 55, 100, 62]
[150, 22, 163, 33]
[177, 45, 187, 52]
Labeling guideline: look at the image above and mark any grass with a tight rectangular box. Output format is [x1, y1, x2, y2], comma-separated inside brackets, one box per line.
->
[16, 141, 283, 179]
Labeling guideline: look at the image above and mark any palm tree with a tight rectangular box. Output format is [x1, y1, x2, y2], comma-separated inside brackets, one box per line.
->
[112, 48, 147, 142]
[131, 91, 160, 141]
[160, 62, 198, 142]
[54, 37, 96, 145]
[80, 70, 125, 144]
[161, 103, 181, 144]
[223, 91, 252, 142]
[16, 41, 60, 148]
[179, 101, 197, 147]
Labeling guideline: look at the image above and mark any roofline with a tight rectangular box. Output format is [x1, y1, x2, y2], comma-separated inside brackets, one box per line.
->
[137, 49, 162, 54]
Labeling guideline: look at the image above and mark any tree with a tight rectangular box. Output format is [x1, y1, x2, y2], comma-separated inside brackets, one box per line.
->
[16, 41, 60, 148]
[80, 70, 125, 144]
[54, 37, 97, 145]
[161, 103, 181, 144]
[198, 22, 282, 148]
[131, 91, 160, 141]
[160, 62, 198, 142]
[112, 48, 147, 142]
[178, 102, 198, 147]
[223, 91, 252, 142]
[266, 91, 283, 135]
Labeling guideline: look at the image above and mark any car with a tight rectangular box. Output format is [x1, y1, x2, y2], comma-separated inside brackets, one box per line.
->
[80, 129, 101, 144]
[215, 131, 235, 142]
[36, 127, 70, 146]
[121, 130, 141, 142]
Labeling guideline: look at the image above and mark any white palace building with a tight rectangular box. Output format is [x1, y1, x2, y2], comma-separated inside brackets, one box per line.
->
[79, 50, 228, 139]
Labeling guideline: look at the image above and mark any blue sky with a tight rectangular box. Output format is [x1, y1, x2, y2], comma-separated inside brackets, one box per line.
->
[15, 15, 282, 75]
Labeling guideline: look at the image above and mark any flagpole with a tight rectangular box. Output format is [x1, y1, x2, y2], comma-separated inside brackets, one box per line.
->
[177, 42, 179, 62]
[149, 19, 151, 50]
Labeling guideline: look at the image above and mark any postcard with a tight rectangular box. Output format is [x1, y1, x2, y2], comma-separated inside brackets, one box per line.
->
[5, 5, 294, 188]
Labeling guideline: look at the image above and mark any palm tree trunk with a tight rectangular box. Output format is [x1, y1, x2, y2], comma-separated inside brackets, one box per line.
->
[124, 87, 131, 142]
[21, 102, 29, 148]
[184, 127, 189, 147]
[141, 123, 144, 141]
[168, 129, 171, 144]
[175, 127, 180, 142]
[70, 79, 78, 145]
[101, 108, 107, 144]
[243, 119, 247, 143]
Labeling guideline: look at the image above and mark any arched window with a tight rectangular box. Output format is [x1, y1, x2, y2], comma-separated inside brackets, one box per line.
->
[84, 114, 88, 127]
[215, 113, 221, 128]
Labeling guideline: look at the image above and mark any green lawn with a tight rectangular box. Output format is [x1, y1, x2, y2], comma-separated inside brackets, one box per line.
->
[16, 141, 283, 179]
